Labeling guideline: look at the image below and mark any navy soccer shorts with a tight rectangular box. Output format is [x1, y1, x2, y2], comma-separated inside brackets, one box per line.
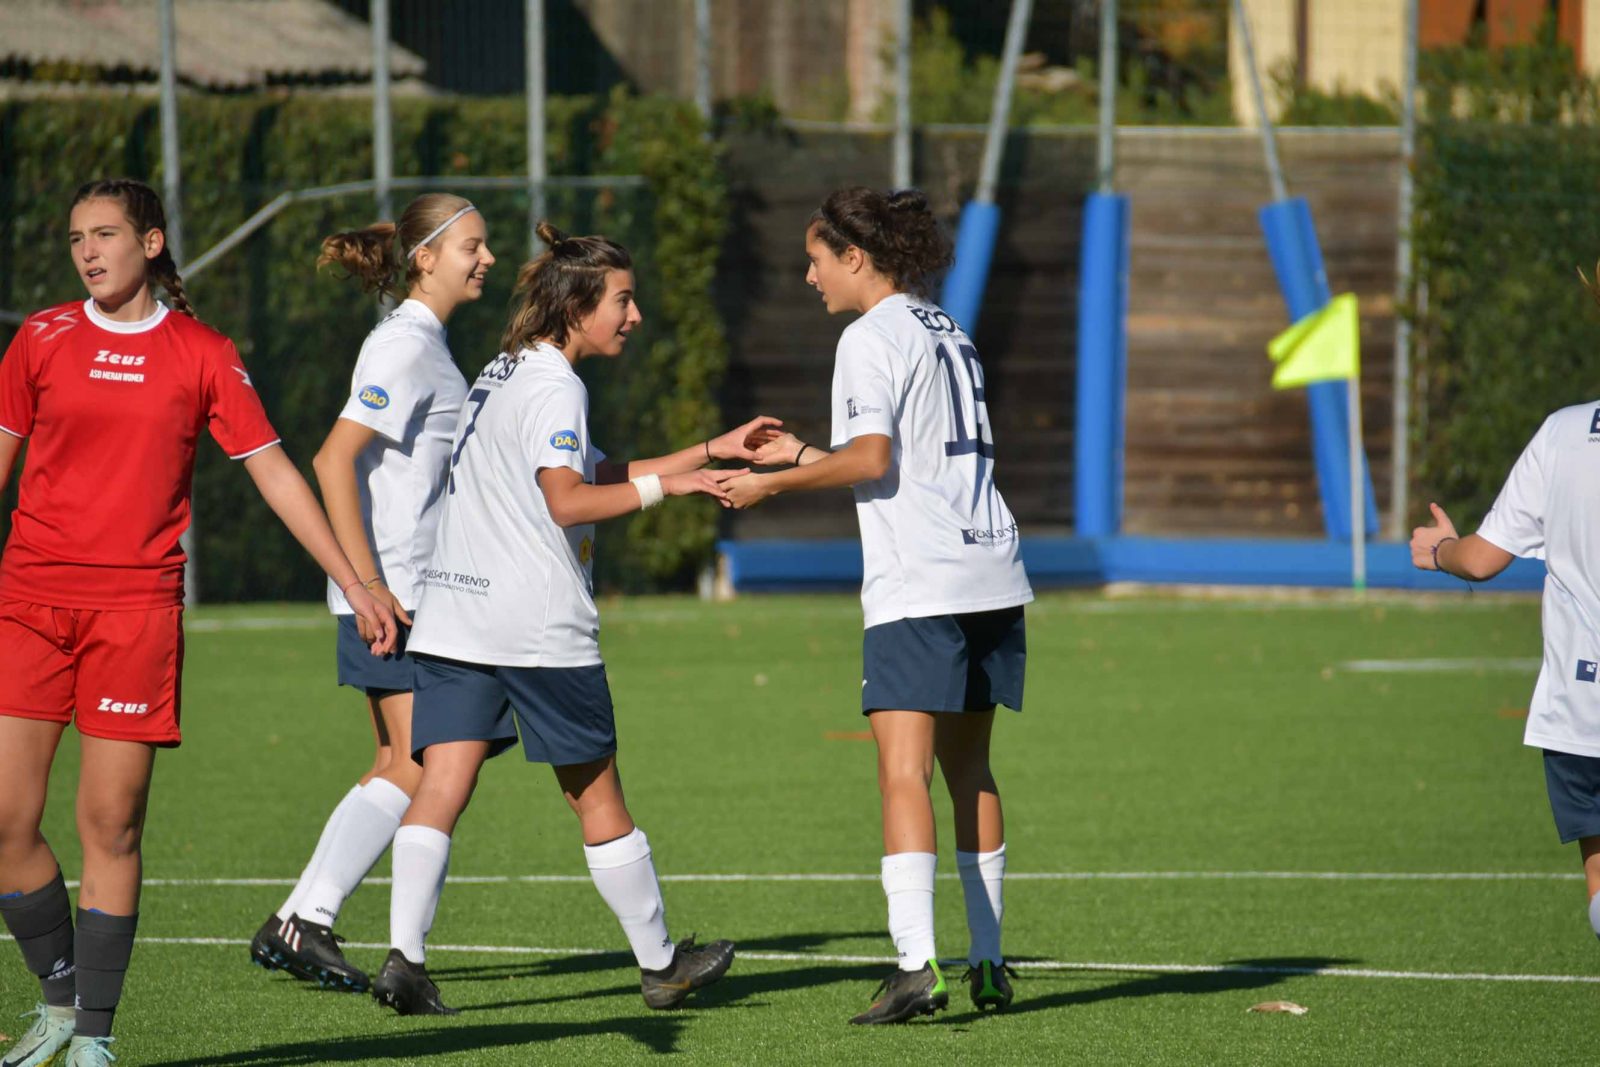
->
[861, 606, 1025, 715]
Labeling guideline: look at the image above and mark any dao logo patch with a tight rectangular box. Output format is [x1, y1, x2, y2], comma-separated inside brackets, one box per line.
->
[359, 385, 390, 410]
[1579, 660, 1599, 683]
[550, 429, 580, 452]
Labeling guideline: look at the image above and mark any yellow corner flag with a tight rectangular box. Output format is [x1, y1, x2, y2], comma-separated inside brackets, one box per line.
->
[1267, 293, 1360, 389]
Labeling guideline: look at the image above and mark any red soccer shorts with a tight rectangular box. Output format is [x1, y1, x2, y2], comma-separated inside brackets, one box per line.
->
[0, 600, 185, 745]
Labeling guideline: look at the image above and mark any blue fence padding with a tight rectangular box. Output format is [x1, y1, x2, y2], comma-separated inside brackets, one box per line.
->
[1074, 192, 1131, 538]
[716, 537, 1546, 593]
[939, 200, 1003, 335]
[1258, 198, 1378, 540]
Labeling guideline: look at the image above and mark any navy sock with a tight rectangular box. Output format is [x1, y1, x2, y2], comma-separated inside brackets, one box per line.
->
[73, 908, 137, 1039]
[0, 870, 75, 1008]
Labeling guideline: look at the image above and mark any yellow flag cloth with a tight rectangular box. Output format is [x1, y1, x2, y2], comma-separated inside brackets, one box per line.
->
[1268, 293, 1360, 389]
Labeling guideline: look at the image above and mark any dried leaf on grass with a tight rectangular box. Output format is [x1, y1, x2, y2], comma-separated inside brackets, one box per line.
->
[1248, 1001, 1309, 1015]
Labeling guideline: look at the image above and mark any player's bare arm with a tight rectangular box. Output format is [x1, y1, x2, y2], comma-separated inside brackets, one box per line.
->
[595, 415, 784, 484]
[725, 433, 889, 509]
[538, 464, 747, 527]
[1410, 501, 1515, 581]
[312, 417, 411, 624]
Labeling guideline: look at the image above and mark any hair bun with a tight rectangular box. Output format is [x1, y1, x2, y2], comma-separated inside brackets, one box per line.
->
[535, 219, 571, 250]
[885, 189, 929, 213]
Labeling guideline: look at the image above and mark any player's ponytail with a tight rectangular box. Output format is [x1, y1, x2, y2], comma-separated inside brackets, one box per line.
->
[809, 185, 953, 300]
[500, 221, 632, 355]
[318, 192, 475, 300]
[70, 177, 198, 317]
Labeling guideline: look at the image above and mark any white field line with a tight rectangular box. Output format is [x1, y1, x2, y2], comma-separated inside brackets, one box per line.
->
[90, 869, 1584, 889]
[9, 934, 1595, 985]
[185, 617, 331, 633]
[1339, 658, 1540, 673]
[180, 592, 1539, 634]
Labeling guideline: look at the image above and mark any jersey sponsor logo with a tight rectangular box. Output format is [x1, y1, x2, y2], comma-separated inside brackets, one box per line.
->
[422, 567, 492, 597]
[97, 697, 151, 715]
[359, 385, 391, 410]
[845, 397, 882, 419]
[550, 429, 580, 451]
[89, 367, 145, 383]
[961, 522, 1019, 546]
[94, 349, 145, 366]
[1578, 660, 1598, 683]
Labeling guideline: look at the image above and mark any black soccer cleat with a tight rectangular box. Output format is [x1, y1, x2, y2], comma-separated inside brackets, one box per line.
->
[850, 960, 949, 1025]
[964, 959, 1017, 1011]
[371, 948, 458, 1016]
[248, 914, 300, 975]
[251, 914, 369, 992]
[639, 935, 736, 1010]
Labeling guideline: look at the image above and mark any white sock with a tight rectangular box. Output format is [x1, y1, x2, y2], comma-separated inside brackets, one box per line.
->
[584, 828, 674, 971]
[882, 851, 938, 972]
[957, 844, 1006, 965]
[277, 785, 360, 921]
[390, 824, 451, 964]
[1589, 892, 1600, 940]
[296, 778, 411, 927]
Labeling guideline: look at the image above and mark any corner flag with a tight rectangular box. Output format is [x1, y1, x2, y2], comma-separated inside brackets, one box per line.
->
[1268, 293, 1359, 389]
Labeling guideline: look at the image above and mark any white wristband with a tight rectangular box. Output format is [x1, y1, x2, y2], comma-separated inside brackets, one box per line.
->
[631, 473, 664, 510]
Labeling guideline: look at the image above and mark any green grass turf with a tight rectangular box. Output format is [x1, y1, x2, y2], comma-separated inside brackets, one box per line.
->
[2, 589, 1591, 1065]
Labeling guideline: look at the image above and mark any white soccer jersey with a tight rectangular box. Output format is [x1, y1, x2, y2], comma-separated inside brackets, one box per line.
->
[408, 342, 604, 668]
[326, 300, 467, 615]
[1476, 401, 1600, 758]
[829, 293, 1033, 628]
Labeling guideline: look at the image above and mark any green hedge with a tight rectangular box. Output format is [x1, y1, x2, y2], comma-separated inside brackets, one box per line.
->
[1410, 34, 1600, 526]
[0, 90, 727, 599]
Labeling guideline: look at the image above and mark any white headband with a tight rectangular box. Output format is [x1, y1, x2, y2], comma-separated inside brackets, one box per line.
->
[405, 205, 478, 261]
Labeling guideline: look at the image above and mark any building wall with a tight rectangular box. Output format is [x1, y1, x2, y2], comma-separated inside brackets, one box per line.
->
[1306, 0, 1404, 100]
[1230, 0, 1297, 125]
[576, 0, 873, 119]
[1233, 0, 1600, 124]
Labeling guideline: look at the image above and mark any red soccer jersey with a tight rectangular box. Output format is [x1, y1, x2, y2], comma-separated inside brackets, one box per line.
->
[0, 299, 280, 609]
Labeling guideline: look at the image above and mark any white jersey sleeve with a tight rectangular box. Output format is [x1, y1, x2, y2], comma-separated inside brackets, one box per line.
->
[1475, 415, 1552, 559]
[1471, 401, 1600, 759]
[325, 301, 467, 616]
[337, 333, 433, 444]
[830, 324, 899, 447]
[523, 379, 591, 479]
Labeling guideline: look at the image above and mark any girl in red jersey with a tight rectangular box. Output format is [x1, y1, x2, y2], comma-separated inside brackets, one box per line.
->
[0, 179, 396, 1067]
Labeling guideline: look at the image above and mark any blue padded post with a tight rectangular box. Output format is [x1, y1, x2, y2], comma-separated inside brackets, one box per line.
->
[1258, 197, 1377, 539]
[1074, 192, 1130, 537]
[940, 199, 1003, 335]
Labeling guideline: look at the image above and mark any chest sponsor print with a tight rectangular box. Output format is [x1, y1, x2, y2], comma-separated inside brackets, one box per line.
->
[89, 349, 147, 383]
